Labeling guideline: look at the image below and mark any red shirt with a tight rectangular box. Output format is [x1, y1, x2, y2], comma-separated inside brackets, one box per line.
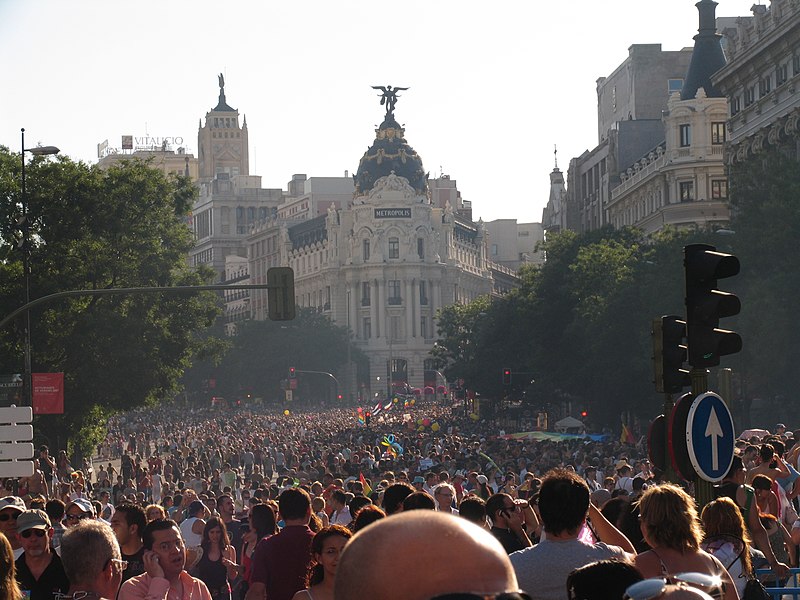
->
[250, 525, 314, 600]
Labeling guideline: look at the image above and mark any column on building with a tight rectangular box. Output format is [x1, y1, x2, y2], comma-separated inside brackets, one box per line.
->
[405, 278, 414, 339]
[370, 279, 378, 339]
[432, 279, 442, 332]
[377, 278, 385, 338]
[348, 281, 358, 338]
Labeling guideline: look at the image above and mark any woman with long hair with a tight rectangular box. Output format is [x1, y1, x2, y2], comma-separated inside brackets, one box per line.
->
[291, 525, 352, 600]
[196, 517, 238, 600]
[0, 532, 23, 600]
[701, 496, 752, 598]
[634, 484, 737, 600]
[241, 503, 278, 595]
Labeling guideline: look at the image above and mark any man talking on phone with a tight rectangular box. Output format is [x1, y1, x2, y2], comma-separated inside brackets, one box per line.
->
[118, 519, 212, 600]
[485, 493, 537, 554]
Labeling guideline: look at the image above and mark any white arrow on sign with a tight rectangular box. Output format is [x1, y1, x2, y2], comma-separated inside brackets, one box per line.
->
[0, 424, 34, 442]
[705, 406, 724, 472]
[0, 460, 35, 478]
[0, 443, 34, 460]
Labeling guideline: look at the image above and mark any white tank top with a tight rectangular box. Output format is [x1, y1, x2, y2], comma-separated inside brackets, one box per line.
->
[180, 516, 203, 547]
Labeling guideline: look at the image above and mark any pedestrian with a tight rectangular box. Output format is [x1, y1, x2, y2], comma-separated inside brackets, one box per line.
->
[60, 520, 125, 600]
[14, 509, 70, 600]
[291, 525, 351, 600]
[196, 517, 238, 600]
[245, 488, 315, 600]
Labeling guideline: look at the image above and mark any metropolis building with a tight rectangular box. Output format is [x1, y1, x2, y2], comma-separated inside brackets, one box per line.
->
[246, 102, 499, 398]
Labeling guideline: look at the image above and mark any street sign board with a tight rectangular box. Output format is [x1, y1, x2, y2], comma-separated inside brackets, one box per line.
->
[686, 392, 735, 482]
[0, 406, 33, 424]
[0, 424, 33, 442]
[0, 443, 34, 460]
[285, 390, 293, 402]
[0, 460, 34, 478]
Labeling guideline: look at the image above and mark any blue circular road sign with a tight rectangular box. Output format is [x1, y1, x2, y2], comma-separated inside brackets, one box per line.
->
[686, 392, 735, 482]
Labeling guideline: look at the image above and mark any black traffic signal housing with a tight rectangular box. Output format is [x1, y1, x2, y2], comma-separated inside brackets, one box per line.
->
[365, 411, 371, 426]
[289, 367, 296, 379]
[652, 315, 692, 393]
[684, 244, 742, 368]
[502, 368, 512, 385]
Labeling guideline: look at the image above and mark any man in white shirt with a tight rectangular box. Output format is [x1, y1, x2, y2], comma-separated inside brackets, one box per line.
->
[328, 490, 351, 525]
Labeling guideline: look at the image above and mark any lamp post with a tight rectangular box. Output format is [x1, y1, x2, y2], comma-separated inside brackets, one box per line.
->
[20, 128, 60, 406]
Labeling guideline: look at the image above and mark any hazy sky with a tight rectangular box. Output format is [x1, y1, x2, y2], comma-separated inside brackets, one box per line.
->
[1, 0, 758, 224]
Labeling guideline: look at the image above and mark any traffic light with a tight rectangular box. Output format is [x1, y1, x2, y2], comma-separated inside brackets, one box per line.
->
[580, 410, 588, 418]
[365, 411, 371, 426]
[267, 267, 296, 321]
[502, 368, 512, 385]
[289, 367, 296, 379]
[652, 315, 692, 393]
[684, 244, 742, 368]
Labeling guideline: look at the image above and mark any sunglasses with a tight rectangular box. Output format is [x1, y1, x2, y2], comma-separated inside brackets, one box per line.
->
[431, 594, 531, 600]
[20, 529, 46, 539]
[65, 513, 92, 522]
[624, 573, 724, 600]
[0, 513, 19, 521]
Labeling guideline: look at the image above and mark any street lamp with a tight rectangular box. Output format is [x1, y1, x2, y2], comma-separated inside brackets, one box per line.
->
[20, 128, 60, 406]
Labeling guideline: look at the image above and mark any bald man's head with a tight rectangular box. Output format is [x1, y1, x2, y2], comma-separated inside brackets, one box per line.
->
[334, 511, 519, 599]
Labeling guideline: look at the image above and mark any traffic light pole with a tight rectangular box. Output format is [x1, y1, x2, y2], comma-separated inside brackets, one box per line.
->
[662, 392, 679, 484]
[691, 366, 714, 507]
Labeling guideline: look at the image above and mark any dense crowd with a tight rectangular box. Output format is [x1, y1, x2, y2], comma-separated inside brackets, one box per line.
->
[1, 400, 798, 600]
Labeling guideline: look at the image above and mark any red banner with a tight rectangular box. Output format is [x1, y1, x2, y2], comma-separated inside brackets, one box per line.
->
[32, 373, 64, 415]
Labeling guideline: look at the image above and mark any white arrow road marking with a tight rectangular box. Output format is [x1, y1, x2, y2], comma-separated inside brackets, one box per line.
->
[705, 406, 724, 471]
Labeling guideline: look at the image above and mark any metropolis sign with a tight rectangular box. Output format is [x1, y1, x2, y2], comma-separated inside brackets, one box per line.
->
[374, 208, 412, 219]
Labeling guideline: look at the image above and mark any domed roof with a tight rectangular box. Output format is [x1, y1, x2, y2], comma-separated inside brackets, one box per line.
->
[354, 113, 427, 197]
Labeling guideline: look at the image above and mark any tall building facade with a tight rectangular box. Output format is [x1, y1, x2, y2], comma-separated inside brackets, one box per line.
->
[246, 106, 503, 398]
[190, 77, 284, 281]
[711, 0, 800, 163]
[607, 0, 731, 234]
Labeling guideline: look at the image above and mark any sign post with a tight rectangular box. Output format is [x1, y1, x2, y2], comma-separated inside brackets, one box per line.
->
[686, 392, 735, 483]
[0, 406, 34, 478]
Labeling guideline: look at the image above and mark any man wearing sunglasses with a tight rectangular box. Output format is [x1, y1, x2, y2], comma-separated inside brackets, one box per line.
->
[64, 498, 96, 528]
[0, 495, 26, 559]
[14, 509, 70, 600]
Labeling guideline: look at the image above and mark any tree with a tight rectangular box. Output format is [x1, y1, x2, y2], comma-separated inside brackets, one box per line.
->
[183, 307, 368, 405]
[0, 149, 220, 456]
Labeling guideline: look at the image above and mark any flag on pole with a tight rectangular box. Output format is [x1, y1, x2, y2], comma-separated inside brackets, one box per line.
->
[620, 423, 636, 444]
[359, 472, 372, 497]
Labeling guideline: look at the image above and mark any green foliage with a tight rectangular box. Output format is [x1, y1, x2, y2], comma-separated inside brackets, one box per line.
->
[0, 149, 221, 449]
[433, 225, 719, 425]
[182, 307, 368, 405]
[729, 145, 800, 400]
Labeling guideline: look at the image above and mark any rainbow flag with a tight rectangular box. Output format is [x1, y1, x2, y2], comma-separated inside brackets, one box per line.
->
[359, 472, 372, 497]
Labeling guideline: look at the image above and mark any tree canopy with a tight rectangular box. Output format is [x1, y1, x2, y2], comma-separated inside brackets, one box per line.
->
[0, 149, 219, 455]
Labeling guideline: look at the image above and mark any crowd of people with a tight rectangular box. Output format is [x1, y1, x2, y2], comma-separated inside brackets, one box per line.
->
[1, 399, 798, 600]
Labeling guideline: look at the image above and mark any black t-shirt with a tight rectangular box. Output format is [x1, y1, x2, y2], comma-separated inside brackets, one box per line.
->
[121, 546, 146, 582]
[15, 551, 70, 600]
[490, 526, 527, 555]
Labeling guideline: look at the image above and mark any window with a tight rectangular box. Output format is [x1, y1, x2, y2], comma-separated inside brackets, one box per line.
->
[362, 239, 370, 261]
[759, 76, 771, 97]
[711, 180, 728, 200]
[668, 78, 684, 94]
[679, 181, 695, 202]
[777, 64, 788, 86]
[744, 86, 755, 107]
[679, 124, 691, 147]
[363, 317, 371, 340]
[417, 238, 424, 260]
[491, 243, 498, 256]
[731, 96, 741, 116]
[711, 122, 726, 145]
[388, 237, 400, 259]
[419, 281, 428, 305]
[794, 54, 800, 77]
[388, 280, 401, 305]
[361, 282, 371, 306]
[421, 316, 428, 339]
